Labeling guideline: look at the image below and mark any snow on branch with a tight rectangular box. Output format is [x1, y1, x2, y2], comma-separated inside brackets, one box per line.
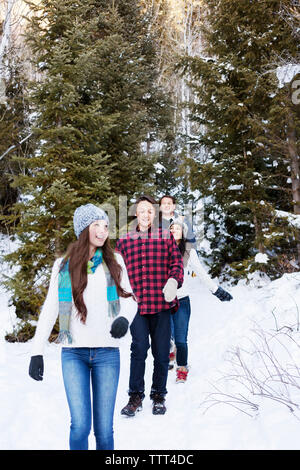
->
[275, 209, 300, 230]
[276, 64, 300, 88]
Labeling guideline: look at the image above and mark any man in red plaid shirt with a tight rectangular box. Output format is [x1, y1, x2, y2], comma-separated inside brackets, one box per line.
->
[116, 195, 184, 416]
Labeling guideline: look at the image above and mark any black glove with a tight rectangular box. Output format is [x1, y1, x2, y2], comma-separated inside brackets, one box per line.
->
[213, 286, 233, 302]
[110, 316, 129, 338]
[29, 355, 44, 381]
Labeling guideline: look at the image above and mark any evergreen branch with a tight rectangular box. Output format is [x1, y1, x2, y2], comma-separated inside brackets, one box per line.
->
[264, 186, 292, 193]
[0, 132, 32, 162]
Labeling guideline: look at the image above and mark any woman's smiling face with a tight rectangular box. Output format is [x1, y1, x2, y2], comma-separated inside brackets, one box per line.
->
[89, 220, 109, 249]
[170, 223, 183, 242]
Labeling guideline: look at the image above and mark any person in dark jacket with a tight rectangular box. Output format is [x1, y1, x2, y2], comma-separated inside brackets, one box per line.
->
[159, 194, 196, 248]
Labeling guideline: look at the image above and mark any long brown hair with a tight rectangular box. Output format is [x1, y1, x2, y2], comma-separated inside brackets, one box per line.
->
[170, 222, 191, 268]
[60, 226, 132, 324]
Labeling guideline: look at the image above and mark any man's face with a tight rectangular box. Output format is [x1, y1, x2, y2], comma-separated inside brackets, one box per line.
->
[160, 197, 176, 218]
[136, 200, 156, 231]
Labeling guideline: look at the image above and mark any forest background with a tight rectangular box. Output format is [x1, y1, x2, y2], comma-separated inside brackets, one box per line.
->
[0, 0, 299, 342]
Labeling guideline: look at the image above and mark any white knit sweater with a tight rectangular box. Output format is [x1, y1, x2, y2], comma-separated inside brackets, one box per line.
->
[30, 253, 137, 356]
[177, 249, 218, 299]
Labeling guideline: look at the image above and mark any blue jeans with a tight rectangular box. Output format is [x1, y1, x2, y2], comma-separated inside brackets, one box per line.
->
[170, 296, 191, 366]
[61, 347, 120, 450]
[129, 309, 171, 398]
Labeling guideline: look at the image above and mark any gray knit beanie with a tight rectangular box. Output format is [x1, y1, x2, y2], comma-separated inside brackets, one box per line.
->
[73, 203, 109, 238]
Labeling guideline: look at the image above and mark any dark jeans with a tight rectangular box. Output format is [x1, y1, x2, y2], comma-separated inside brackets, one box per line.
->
[129, 309, 172, 398]
[61, 347, 120, 450]
[170, 296, 191, 366]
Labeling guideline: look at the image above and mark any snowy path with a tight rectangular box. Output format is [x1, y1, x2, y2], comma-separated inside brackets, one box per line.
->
[1, 274, 300, 450]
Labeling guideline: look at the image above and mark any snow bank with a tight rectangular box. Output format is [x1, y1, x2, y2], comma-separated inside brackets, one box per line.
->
[1, 232, 300, 449]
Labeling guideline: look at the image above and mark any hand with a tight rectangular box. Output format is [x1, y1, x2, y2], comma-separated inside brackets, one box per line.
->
[110, 316, 129, 338]
[213, 286, 233, 302]
[29, 355, 44, 381]
[163, 278, 178, 302]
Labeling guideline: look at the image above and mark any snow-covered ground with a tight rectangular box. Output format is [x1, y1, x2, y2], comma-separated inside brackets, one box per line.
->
[1, 234, 300, 450]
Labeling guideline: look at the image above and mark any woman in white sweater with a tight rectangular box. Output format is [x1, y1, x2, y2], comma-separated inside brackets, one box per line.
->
[169, 218, 232, 383]
[28, 204, 137, 450]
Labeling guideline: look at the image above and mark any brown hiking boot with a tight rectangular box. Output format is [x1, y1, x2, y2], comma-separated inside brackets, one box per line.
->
[151, 393, 166, 415]
[121, 393, 143, 417]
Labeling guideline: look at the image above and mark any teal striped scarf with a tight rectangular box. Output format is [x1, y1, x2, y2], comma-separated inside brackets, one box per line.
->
[57, 248, 120, 344]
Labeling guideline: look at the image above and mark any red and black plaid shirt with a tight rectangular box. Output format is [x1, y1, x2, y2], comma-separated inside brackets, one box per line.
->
[116, 227, 184, 315]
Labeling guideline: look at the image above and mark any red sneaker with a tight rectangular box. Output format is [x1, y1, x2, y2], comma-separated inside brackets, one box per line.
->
[176, 366, 189, 383]
[168, 341, 176, 370]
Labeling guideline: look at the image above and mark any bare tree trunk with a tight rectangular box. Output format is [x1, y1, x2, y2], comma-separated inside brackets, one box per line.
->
[0, 0, 14, 67]
[55, 222, 62, 258]
[253, 211, 265, 254]
[146, 135, 151, 155]
[287, 110, 300, 214]
[0, 0, 14, 104]
[287, 109, 300, 263]
[243, 146, 265, 254]
[55, 116, 63, 258]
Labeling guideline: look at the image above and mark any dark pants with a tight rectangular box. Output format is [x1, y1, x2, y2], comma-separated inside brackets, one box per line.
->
[170, 296, 191, 366]
[129, 309, 172, 398]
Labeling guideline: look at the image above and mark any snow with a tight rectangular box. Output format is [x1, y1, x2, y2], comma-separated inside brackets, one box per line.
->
[275, 209, 300, 229]
[228, 184, 244, 190]
[154, 162, 165, 173]
[255, 252, 269, 264]
[276, 64, 300, 88]
[1, 235, 300, 450]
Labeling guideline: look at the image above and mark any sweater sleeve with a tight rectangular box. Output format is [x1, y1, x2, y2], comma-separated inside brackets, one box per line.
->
[167, 232, 184, 288]
[30, 258, 62, 356]
[183, 216, 196, 245]
[115, 253, 137, 326]
[188, 249, 218, 293]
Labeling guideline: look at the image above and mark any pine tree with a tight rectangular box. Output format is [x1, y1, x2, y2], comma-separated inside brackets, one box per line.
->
[4, 0, 172, 325]
[0, 51, 31, 232]
[141, 0, 205, 207]
[84, 0, 172, 196]
[180, 0, 299, 279]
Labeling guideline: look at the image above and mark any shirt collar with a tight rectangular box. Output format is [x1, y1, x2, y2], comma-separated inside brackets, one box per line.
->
[130, 225, 160, 239]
